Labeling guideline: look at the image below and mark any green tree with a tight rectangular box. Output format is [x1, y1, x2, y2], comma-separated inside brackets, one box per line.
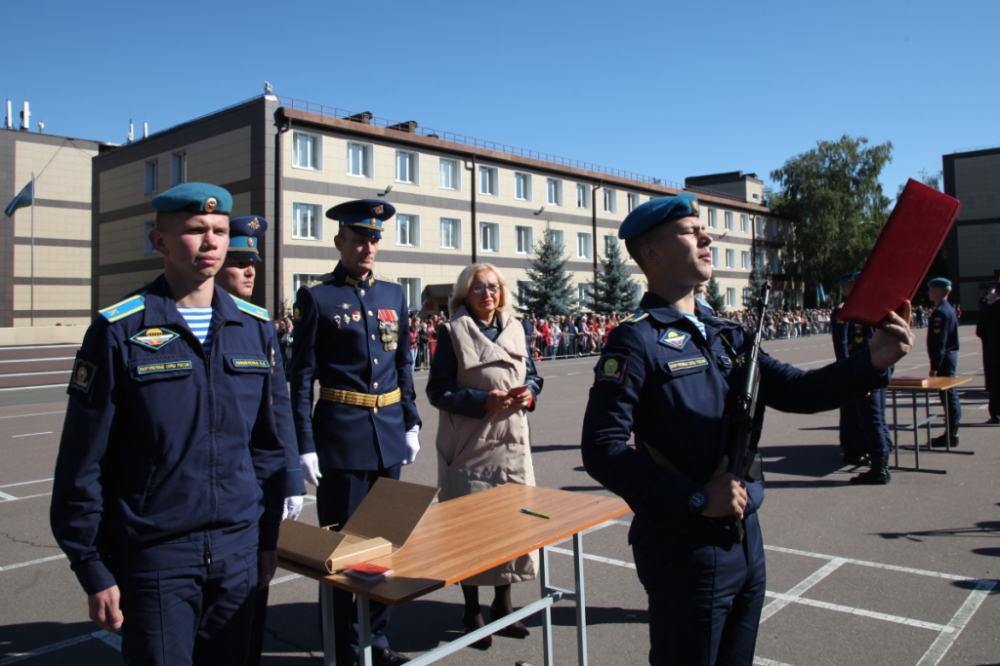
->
[743, 267, 770, 309]
[769, 135, 894, 292]
[590, 238, 640, 314]
[704, 277, 726, 312]
[521, 223, 577, 318]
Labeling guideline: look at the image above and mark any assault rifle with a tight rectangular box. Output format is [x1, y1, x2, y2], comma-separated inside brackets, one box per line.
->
[723, 283, 771, 544]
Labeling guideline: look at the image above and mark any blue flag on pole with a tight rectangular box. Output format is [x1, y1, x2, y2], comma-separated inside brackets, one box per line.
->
[4, 180, 33, 217]
[818, 282, 827, 304]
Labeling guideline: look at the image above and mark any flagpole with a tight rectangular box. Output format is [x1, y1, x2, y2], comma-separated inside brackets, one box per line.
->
[30, 172, 34, 327]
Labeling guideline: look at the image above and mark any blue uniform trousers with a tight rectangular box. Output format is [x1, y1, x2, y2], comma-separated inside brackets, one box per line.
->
[632, 512, 766, 666]
[838, 404, 864, 459]
[851, 387, 891, 458]
[936, 351, 962, 427]
[316, 464, 402, 663]
[245, 582, 269, 666]
[117, 546, 257, 666]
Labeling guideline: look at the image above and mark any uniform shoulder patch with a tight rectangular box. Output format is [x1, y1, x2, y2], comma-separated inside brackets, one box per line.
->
[307, 272, 335, 288]
[596, 350, 630, 386]
[619, 311, 649, 325]
[69, 358, 97, 394]
[230, 294, 270, 321]
[99, 294, 146, 322]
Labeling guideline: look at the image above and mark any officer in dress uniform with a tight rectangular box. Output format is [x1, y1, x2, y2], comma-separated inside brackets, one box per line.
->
[50, 183, 287, 665]
[214, 215, 307, 666]
[831, 273, 866, 466]
[976, 282, 1000, 424]
[926, 277, 962, 447]
[580, 194, 914, 666]
[289, 199, 421, 666]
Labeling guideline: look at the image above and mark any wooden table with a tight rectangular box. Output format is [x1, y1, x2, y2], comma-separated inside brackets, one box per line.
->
[279, 484, 630, 666]
[888, 377, 972, 473]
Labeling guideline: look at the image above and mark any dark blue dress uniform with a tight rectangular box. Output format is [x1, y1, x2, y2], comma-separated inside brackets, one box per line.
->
[288, 200, 420, 664]
[581, 293, 889, 666]
[831, 293, 864, 463]
[845, 320, 893, 481]
[975, 295, 1000, 422]
[50, 274, 287, 665]
[926, 287, 962, 435]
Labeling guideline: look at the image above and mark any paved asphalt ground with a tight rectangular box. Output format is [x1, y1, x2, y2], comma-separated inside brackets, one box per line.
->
[1, 325, 998, 666]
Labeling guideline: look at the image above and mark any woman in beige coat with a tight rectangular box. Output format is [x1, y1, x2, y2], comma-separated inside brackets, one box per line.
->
[426, 263, 544, 650]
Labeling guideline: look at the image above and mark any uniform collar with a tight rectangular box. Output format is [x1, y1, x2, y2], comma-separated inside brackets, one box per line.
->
[141, 274, 243, 327]
[639, 292, 738, 335]
[333, 262, 375, 289]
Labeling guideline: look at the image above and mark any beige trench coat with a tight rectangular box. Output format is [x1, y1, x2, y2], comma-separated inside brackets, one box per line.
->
[435, 307, 537, 585]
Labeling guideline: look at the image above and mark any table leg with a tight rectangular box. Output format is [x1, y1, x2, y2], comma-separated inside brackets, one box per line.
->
[540, 546, 554, 666]
[573, 532, 588, 666]
[357, 594, 372, 666]
[891, 391, 899, 468]
[942, 390, 952, 452]
[925, 392, 932, 451]
[320, 584, 337, 666]
[912, 393, 920, 470]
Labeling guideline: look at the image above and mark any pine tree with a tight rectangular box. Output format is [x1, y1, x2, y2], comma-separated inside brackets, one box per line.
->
[743, 267, 770, 308]
[705, 277, 726, 312]
[521, 223, 577, 318]
[590, 238, 640, 315]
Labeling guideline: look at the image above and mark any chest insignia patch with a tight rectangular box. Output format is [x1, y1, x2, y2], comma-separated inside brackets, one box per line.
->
[596, 352, 629, 385]
[136, 360, 194, 375]
[351, 311, 361, 322]
[339, 303, 351, 310]
[658, 328, 690, 351]
[130, 327, 180, 351]
[667, 356, 709, 372]
[378, 309, 398, 322]
[69, 358, 96, 393]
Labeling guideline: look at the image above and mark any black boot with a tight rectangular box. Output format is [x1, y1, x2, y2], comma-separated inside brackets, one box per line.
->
[930, 427, 960, 448]
[843, 453, 870, 467]
[850, 456, 891, 485]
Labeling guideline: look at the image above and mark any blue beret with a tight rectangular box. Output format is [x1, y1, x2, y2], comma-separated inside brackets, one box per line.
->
[838, 273, 857, 284]
[228, 215, 268, 263]
[150, 182, 232, 215]
[618, 193, 700, 240]
[928, 277, 952, 288]
[326, 199, 395, 239]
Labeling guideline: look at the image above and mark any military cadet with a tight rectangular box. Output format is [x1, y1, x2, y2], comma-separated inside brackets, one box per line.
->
[214, 215, 306, 666]
[926, 277, 963, 446]
[50, 183, 287, 665]
[289, 199, 421, 666]
[580, 194, 914, 666]
[976, 282, 1000, 424]
[831, 273, 866, 466]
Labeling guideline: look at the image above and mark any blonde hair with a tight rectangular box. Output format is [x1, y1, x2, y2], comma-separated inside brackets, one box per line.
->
[448, 263, 511, 317]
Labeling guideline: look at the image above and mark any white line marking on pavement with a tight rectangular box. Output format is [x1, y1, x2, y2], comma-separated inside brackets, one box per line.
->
[0, 554, 67, 573]
[566, 372, 581, 376]
[548, 546, 636, 569]
[0, 344, 80, 351]
[754, 658, 797, 666]
[271, 573, 303, 585]
[0, 492, 51, 502]
[0, 478, 53, 489]
[0, 411, 62, 420]
[93, 631, 122, 651]
[763, 544, 977, 582]
[0, 370, 72, 378]
[916, 579, 998, 666]
[11, 432, 52, 438]
[765, 591, 952, 632]
[760, 558, 846, 622]
[0, 629, 121, 665]
[0, 384, 66, 392]
[0, 356, 76, 364]
[0, 490, 17, 500]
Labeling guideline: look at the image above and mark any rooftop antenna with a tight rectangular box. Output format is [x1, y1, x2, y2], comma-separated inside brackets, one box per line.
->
[19, 101, 30, 130]
[143, 122, 148, 139]
[4, 100, 11, 129]
[37, 120, 44, 133]
[127, 119, 133, 144]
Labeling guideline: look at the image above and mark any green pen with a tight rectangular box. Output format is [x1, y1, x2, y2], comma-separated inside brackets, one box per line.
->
[521, 508, 550, 519]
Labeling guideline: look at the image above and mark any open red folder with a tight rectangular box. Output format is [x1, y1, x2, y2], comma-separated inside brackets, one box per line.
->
[837, 179, 962, 327]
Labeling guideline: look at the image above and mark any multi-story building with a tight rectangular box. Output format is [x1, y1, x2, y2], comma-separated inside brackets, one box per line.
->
[1, 107, 102, 327]
[942, 146, 1000, 317]
[93, 93, 789, 316]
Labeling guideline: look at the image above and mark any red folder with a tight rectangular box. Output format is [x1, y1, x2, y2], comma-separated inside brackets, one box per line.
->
[837, 179, 962, 326]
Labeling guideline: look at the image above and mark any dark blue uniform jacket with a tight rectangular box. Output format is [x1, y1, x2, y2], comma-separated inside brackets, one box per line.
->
[582, 293, 888, 540]
[927, 300, 960, 371]
[289, 263, 420, 471]
[831, 304, 849, 360]
[50, 275, 287, 595]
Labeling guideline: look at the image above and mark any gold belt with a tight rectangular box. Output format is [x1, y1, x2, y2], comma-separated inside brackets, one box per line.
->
[319, 387, 401, 409]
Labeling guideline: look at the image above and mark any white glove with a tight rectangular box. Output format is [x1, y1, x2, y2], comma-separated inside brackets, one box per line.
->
[404, 426, 421, 465]
[300, 452, 322, 487]
[281, 495, 304, 522]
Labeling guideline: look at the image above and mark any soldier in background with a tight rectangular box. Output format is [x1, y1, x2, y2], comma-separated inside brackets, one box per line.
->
[926, 277, 962, 447]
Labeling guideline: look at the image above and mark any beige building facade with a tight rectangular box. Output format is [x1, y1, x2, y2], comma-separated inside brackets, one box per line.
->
[93, 95, 789, 316]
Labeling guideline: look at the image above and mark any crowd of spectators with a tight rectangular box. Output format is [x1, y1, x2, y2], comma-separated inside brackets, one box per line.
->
[717, 304, 936, 338]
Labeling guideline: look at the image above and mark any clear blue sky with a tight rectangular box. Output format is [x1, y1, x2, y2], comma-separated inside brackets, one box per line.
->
[6, 0, 998, 196]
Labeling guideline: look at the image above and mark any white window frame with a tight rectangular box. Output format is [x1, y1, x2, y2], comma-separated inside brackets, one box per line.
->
[724, 211, 733, 231]
[479, 166, 498, 196]
[710, 246, 719, 267]
[514, 172, 532, 201]
[726, 288, 736, 307]
[516, 280, 532, 308]
[578, 282, 593, 306]
[725, 248, 734, 268]
[515, 225, 534, 255]
[603, 188, 617, 214]
[627, 192, 640, 212]
[293, 273, 324, 294]
[143, 220, 157, 255]
[395, 150, 418, 184]
[550, 229, 565, 256]
[707, 208, 717, 228]
[741, 250, 750, 270]
[291, 202, 323, 240]
[395, 213, 420, 247]
[398, 277, 421, 312]
[439, 217, 462, 250]
[576, 183, 591, 209]
[292, 131, 321, 171]
[144, 160, 158, 194]
[480, 221, 500, 253]
[604, 234, 618, 259]
[170, 152, 186, 187]
[577, 231, 593, 259]
[346, 141, 373, 178]
[740, 213, 749, 233]
[439, 158, 461, 191]
[546, 178, 563, 206]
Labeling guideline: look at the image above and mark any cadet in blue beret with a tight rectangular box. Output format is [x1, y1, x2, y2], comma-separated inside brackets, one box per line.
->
[582, 193, 915, 664]
[50, 183, 288, 665]
[831, 273, 866, 466]
[926, 277, 963, 445]
[290, 198, 420, 666]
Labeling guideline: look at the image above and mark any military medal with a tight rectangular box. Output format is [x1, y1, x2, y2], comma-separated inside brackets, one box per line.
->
[339, 303, 351, 310]
[334, 315, 342, 328]
[352, 311, 361, 322]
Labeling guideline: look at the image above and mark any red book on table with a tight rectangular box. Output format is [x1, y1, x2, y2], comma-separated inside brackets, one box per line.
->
[838, 179, 962, 327]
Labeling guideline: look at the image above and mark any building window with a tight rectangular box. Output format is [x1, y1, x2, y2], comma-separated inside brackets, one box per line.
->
[396, 213, 420, 247]
[143, 221, 157, 255]
[514, 172, 532, 201]
[726, 288, 736, 307]
[578, 282, 593, 307]
[170, 153, 186, 187]
[347, 142, 372, 178]
[547, 178, 563, 206]
[516, 280, 532, 308]
[440, 217, 462, 249]
[398, 277, 421, 312]
[292, 203, 322, 240]
[770, 254, 780, 273]
[740, 213, 749, 233]
[768, 218, 777, 237]
[710, 247, 718, 267]
[756, 251, 765, 268]
[395, 150, 417, 184]
[707, 208, 717, 228]
[725, 248, 734, 268]
[577, 232, 592, 259]
[724, 211, 733, 231]
[604, 234, 618, 259]
[479, 166, 498, 196]
[439, 158, 460, 190]
[480, 221, 500, 252]
[293, 273, 323, 294]
[603, 189, 617, 213]
[515, 225, 534, 254]
[576, 183, 591, 209]
[627, 192, 640, 212]
[741, 250, 750, 269]
[144, 160, 158, 194]
[756, 217, 765, 235]
[292, 131, 321, 170]
[550, 229, 565, 255]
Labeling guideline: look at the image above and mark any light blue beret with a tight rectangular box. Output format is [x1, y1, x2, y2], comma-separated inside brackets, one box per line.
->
[150, 182, 233, 215]
[618, 193, 700, 240]
[326, 199, 395, 239]
[839, 273, 857, 284]
[228, 215, 268, 263]
[928, 277, 952, 288]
